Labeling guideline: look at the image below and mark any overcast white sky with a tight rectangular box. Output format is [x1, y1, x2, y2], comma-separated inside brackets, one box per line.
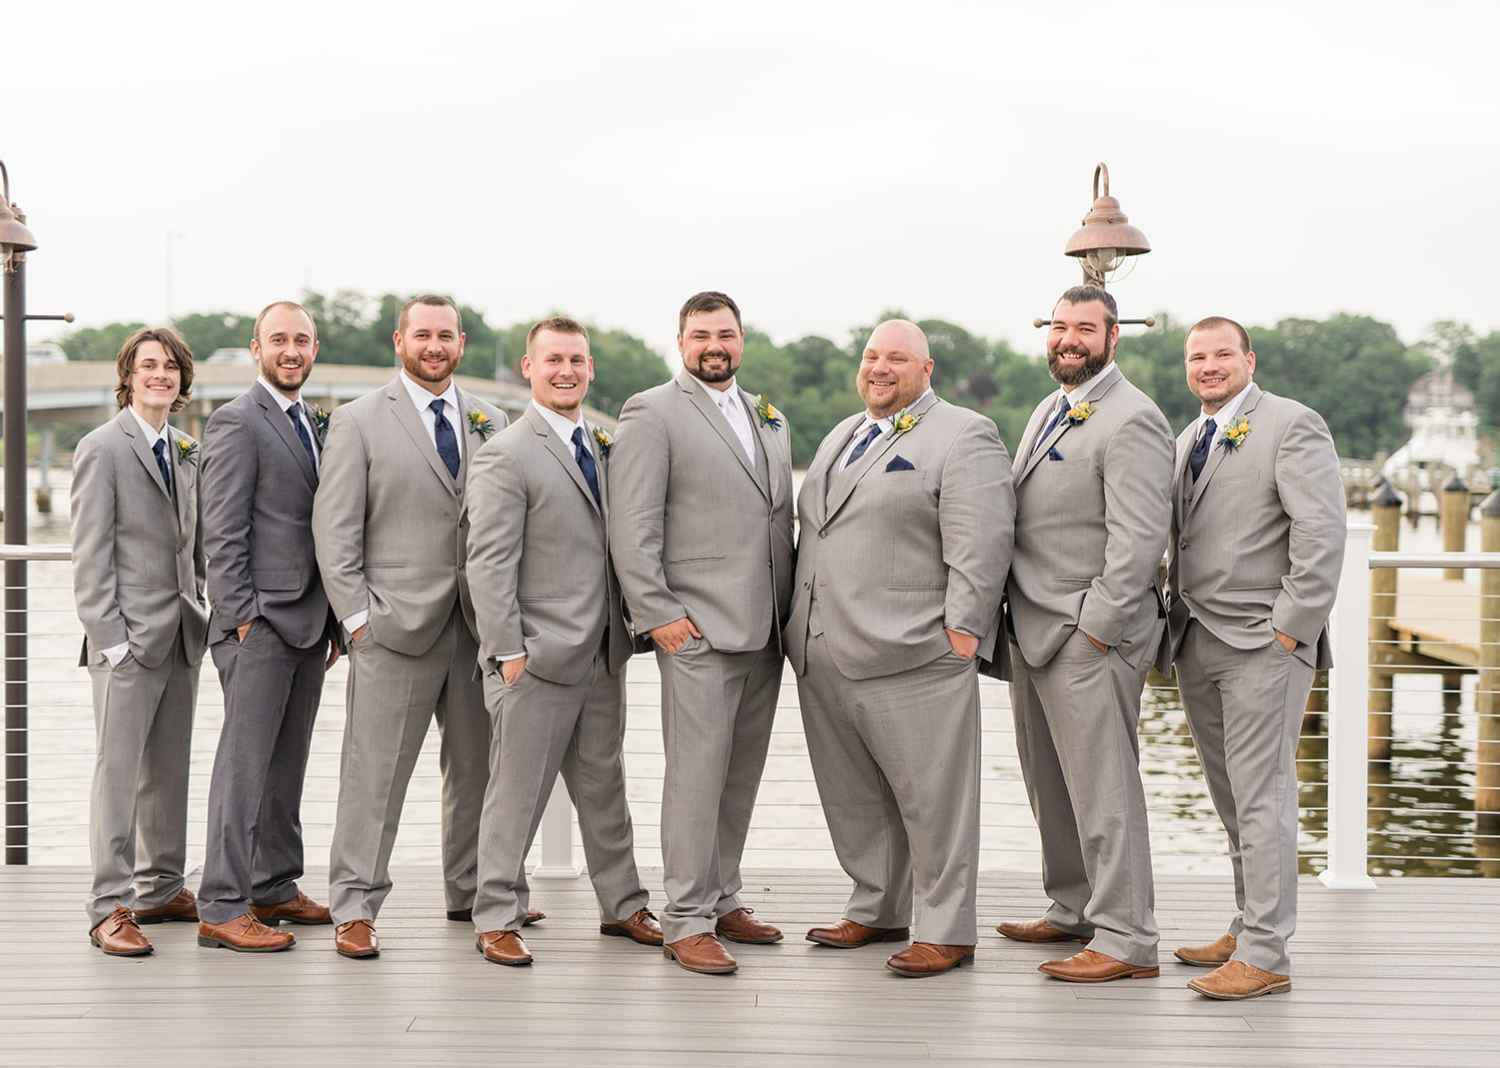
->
[7, 0, 1497, 362]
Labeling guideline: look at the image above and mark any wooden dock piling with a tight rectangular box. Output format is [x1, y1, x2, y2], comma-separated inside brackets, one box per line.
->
[1369, 482, 1402, 760]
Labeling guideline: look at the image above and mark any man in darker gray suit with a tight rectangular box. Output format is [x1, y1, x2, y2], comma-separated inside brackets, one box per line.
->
[999, 284, 1174, 983]
[1166, 317, 1344, 1000]
[72, 327, 209, 956]
[196, 301, 339, 953]
[610, 291, 795, 975]
[785, 319, 1014, 977]
[312, 294, 509, 959]
[465, 316, 659, 966]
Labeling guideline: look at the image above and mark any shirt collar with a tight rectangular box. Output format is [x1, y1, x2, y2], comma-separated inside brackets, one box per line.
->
[1056, 360, 1119, 411]
[256, 376, 300, 414]
[859, 388, 933, 432]
[531, 400, 588, 446]
[128, 406, 172, 447]
[400, 369, 459, 415]
[1198, 381, 1253, 436]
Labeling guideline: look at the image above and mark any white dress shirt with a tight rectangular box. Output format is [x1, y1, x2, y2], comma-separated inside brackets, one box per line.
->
[694, 375, 756, 464]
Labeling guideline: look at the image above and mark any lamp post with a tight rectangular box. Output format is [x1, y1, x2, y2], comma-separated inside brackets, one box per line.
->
[1034, 163, 1156, 330]
[1, 160, 38, 864]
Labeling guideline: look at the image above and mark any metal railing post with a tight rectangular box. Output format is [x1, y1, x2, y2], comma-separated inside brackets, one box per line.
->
[1321, 522, 1378, 889]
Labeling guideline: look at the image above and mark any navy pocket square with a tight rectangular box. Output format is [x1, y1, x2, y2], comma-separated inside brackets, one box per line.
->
[885, 455, 916, 472]
[1046, 447, 1064, 461]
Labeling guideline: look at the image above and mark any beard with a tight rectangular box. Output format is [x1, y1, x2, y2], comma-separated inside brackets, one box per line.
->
[688, 350, 737, 384]
[260, 358, 311, 393]
[402, 352, 457, 383]
[1046, 339, 1112, 387]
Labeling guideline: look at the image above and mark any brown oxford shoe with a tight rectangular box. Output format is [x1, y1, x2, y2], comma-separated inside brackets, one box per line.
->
[600, 908, 664, 946]
[885, 942, 975, 977]
[334, 918, 379, 959]
[807, 918, 911, 948]
[90, 906, 153, 957]
[995, 917, 1088, 943]
[251, 891, 332, 926]
[1038, 948, 1159, 983]
[448, 908, 546, 926]
[476, 929, 532, 966]
[133, 887, 197, 924]
[198, 913, 295, 952]
[1174, 933, 1237, 967]
[664, 933, 738, 974]
[715, 907, 782, 944]
[1187, 960, 1291, 1000]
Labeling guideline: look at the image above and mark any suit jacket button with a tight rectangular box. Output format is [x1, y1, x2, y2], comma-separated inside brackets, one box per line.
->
[1180, 541, 1189, 550]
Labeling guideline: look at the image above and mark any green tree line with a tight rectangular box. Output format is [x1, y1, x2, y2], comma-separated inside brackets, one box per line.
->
[61, 289, 1498, 467]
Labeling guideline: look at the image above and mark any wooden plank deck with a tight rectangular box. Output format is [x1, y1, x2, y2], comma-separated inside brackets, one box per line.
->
[4, 866, 1499, 1066]
[1387, 572, 1486, 668]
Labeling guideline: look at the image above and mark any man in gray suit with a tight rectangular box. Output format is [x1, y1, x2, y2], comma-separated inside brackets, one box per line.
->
[610, 291, 795, 975]
[999, 284, 1174, 983]
[312, 294, 509, 959]
[1166, 316, 1344, 1000]
[785, 319, 1014, 977]
[196, 301, 340, 953]
[72, 327, 209, 956]
[465, 316, 659, 966]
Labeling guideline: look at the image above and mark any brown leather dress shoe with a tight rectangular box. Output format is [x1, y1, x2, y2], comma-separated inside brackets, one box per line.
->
[198, 913, 295, 952]
[715, 907, 782, 944]
[995, 917, 1088, 943]
[600, 908, 664, 945]
[251, 891, 331, 926]
[1038, 948, 1159, 982]
[664, 933, 738, 974]
[448, 908, 546, 926]
[885, 942, 975, 977]
[334, 918, 379, 958]
[807, 918, 911, 948]
[1187, 960, 1290, 1000]
[133, 887, 198, 924]
[476, 929, 532, 966]
[1174, 933, 1237, 967]
[90, 906, 153, 957]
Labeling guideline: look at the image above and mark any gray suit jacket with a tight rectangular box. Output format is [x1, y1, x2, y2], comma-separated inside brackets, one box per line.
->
[1007, 369, 1174, 672]
[783, 393, 1015, 680]
[609, 370, 795, 654]
[201, 381, 332, 649]
[465, 405, 636, 685]
[311, 377, 507, 658]
[1166, 384, 1345, 671]
[71, 408, 209, 668]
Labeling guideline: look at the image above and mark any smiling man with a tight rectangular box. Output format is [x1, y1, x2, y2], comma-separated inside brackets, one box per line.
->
[196, 302, 339, 953]
[71, 327, 209, 956]
[463, 317, 658, 966]
[783, 319, 1014, 977]
[312, 294, 509, 959]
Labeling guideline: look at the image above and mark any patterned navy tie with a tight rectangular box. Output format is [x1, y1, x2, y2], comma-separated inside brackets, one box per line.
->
[152, 438, 174, 502]
[430, 399, 460, 477]
[843, 423, 882, 469]
[1189, 417, 1217, 481]
[1030, 400, 1069, 457]
[288, 404, 318, 471]
[572, 426, 601, 507]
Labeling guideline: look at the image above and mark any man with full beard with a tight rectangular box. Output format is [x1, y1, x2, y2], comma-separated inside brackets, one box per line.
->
[997, 284, 1174, 984]
[197, 301, 339, 952]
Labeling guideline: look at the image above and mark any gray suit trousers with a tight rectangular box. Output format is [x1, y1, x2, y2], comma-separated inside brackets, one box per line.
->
[85, 633, 198, 928]
[328, 607, 489, 924]
[1176, 622, 1313, 975]
[1009, 630, 1159, 966]
[656, 637, 781, 943]
[799, 633, 981, 946]
[198, 625, 325, 925]
[471, 651, 648, 932]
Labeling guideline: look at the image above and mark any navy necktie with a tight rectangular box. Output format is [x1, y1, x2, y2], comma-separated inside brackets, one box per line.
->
[430, 399, 460, 478]
[1190, 417, 1217, 481]
[1031, 400, 1069, 456]
[572, 426, 601, 507]
[288, 404, 318, 471]
[152, 438, 174, 501]
[843, 423, 882, 469]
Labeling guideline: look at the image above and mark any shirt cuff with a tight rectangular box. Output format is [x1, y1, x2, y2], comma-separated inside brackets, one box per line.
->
[342, 610, 369, 639]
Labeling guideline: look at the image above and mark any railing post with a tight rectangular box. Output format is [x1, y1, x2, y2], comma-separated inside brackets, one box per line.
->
[531, 778, 581, 879]
[1321, 521, 1378, 889]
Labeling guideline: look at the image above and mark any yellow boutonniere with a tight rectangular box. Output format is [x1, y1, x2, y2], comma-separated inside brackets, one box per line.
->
[885, 408, 922, 440]
[467, 406, 497, 440]
[754, 393, 782, 430]
[1221, 416, 1251, 450]
[1064, 401, 1094, 424]
[175, 437, 199, 467]
[311, 405, 330, 440]
[593, 426, 612, 458]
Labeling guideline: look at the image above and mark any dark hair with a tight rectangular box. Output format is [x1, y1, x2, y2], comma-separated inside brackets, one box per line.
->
[398, 294, 463, 335]
[1056, 284, 1118, 334]
[678, 291, 742, 334]
[253, 301, 317, 346]
[526, 315, 590, 353]
[114, 327, 195, 413]
[1186, 315, 1251, 354]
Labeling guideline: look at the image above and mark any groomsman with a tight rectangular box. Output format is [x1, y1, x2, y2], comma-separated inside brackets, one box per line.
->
[196, 301, 338, 953]
[1000, 285, 1174, 983]
[465, 317, 659, 966]
[610, 291, 795, 975]
[71, 327, 208, 955]
[312, 294, 508, 959]
[785, 319, 1014, 977]
[1166, 316, 1344, 1000]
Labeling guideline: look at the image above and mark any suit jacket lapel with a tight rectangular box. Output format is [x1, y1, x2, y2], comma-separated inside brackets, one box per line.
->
[679, 372, 767, 500]
[528, 406, 602, 521]
[169, 427, 193, 532]
[1016, 371, 1126, 485]
[256, 383, 318, 490]
[387, 379, 458, 495]
[121, 409, 175, 509]
[807, 415, 861, 528]
[1185, 383, 1261, 522]
[741, 387, 776, 499]
[826, 393, 939, 521]
[1173, 424, 1196, 526]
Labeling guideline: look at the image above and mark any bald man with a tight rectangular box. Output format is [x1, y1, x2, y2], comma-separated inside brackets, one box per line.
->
[783, 319, 1015, 977]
